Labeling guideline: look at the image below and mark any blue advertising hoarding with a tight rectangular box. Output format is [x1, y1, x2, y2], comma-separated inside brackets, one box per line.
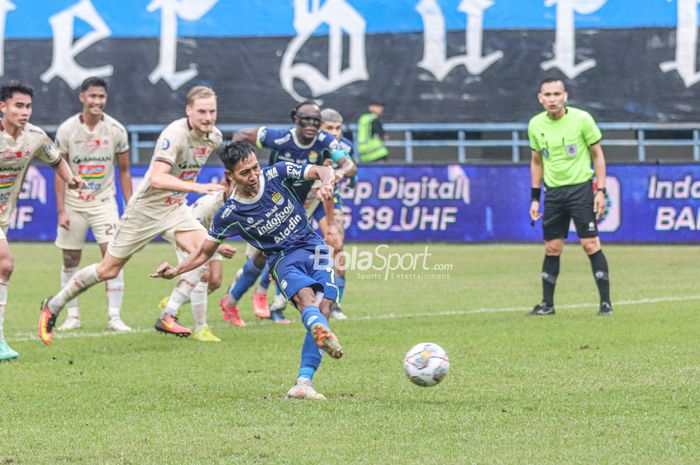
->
[9, 164, 700, 244]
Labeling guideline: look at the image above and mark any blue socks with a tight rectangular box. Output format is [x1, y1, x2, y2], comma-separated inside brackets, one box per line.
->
[336, 275, 345, 304]
[230, 258, 262, 300]
[298, 332, 323, 381]
[300, 305, 330, 332]
[259, 263, 271, 291]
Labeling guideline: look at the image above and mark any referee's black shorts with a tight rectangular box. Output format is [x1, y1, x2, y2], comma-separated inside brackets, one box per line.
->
[542, 179, 598, 241]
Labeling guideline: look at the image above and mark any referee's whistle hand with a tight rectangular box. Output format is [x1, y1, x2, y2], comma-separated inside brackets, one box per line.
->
[594, 194, 606, 220]
[529, 202, 541, 222]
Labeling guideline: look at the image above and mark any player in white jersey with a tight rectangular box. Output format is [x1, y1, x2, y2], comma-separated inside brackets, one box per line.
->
[0, 82, 82, 361]
[54, 77, 133, 333]
[38, 86, 224, 346]
[159, 182, 237, 342]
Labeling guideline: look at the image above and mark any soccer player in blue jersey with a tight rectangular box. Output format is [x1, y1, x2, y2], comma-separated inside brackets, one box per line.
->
[151, 141, 343, 400]
[221, 101, 348, 324]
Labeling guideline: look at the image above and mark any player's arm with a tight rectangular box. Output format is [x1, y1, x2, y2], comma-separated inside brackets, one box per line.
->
[54, 153, 70, 230]
[332, 152, 357, 180]
[589, 142, 607, 220]
[151, 238, 220, 280]
[149, 160, 223, 194]
[116, 151, 133, 204]
[530, 150, 544, 222]
[305, 165, 335, 202]
[232, 127, 260, 144]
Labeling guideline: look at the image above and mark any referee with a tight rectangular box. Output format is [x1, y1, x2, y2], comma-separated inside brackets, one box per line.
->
[528, 77, 612, 316]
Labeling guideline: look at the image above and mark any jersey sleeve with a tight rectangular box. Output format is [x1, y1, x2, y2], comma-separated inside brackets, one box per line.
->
[581, 112, 603, 146]
[37, 130, 62, 165]
[208, 204, 242, 242]
[257, 127, 288, 149]
[527, 120, 541, 153]
[112, 122, 130, 154]
[55, 122, 70, 156]
[153, 126, 181, 166]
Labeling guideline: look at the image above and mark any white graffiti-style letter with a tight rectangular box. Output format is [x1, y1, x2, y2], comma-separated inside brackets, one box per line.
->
[148, 0, 218, 90]
[540, 0, 607, 79]
[660, 0, 700, 87]
[417, 0, 503, 80]
[280, 0, 368, 102]
[0, 0, 15, 77]
[40, 0, 113, 88]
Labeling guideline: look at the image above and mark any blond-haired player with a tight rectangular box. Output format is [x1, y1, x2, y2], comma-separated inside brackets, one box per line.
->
[0, 81, 82, 361]
[38, 86, 224, 345]
[54, 77, 133, 333]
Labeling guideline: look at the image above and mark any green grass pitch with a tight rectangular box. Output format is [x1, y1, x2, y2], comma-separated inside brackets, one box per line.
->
[1, 242, 699, 464]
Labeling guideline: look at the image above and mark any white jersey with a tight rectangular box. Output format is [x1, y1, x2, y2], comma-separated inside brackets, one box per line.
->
[55, 113, 129, 212]
[127, 118, 223, 219]
[190, 190, 226, 229]
[0, 122, 61, 226]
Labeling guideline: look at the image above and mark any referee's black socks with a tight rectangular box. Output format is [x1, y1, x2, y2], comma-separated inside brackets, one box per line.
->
[588, 250, 610, 304]
[541, 255, 560, 307]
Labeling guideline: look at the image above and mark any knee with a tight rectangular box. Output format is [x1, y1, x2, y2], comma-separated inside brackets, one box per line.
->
[0, 255, 14, 278]
[252, 253, 266, 269]
[544, 242, 562, 256]
[63, 250, 82, 268]
[581, 239, 601, 255]
[208, 277, 222, 293]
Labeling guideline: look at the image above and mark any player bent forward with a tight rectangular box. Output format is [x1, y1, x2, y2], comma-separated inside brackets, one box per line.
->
[152, 141, 344, 400]
[38, 85, 224, 345]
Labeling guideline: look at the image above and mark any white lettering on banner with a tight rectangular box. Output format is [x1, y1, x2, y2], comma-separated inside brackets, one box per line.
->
[40, 0, 113, 88]
[540, 0, 607, 79]
[280, 0, 368, 102]
[147, 0, 218, 90]
[377, 175, 470, 207]
[648, 175, 700, 199]
[9, 205, 33, 230]
[660, 0, 700, 87]
[356, 205, 458, 232]
[19, 166, 46, 204]
[655, 206, 700, 231]
[416, 0, 503, 80]
[0, 0, 15, 77]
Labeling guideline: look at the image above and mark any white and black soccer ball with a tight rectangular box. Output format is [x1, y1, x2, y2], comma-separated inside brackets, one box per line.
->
[403, 342, 449, 387]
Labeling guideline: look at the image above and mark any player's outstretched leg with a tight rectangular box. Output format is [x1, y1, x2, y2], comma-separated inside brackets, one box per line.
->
[106, 270, 132, 332]
[191, 281, 220, 342]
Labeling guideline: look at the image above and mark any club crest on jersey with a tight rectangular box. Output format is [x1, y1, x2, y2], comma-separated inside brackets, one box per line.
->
[308, 151, 319, 164]
[271, 192, 284, 205]
[0, 172, 18, 189]
[78, 164, 106, 179]
[565, 144, 577, 157]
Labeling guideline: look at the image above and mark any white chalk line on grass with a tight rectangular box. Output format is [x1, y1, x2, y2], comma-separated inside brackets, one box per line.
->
[9, 294, 700, 343]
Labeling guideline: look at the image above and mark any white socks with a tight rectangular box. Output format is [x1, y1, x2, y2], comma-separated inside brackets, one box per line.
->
[106, 270, 125, 319]
[191, 281, 208, 332]
[61, 266, 79, 318]
[160, 266, 206, 319]
[49, 264, 101, 314]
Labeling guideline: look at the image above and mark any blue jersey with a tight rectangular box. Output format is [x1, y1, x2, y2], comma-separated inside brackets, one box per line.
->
[208, 162, 325, 267]
[257, 127, 344, 200]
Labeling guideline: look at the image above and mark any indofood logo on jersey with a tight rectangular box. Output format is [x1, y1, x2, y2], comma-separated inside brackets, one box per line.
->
[78, 164, 106, 179]
[0, 172, 18, 189]
[271, 192, 284, 205]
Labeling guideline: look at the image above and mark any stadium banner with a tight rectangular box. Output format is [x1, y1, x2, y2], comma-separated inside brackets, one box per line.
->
[3, 1, 700, 124]
[10, 164, 700, 243]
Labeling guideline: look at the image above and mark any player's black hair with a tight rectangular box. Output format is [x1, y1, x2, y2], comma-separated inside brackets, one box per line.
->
[217, 140, 256, 171]
[290, 100, 321, 122]
[539, 76, 566, 92]
[80, 76, 108, 92]
[0, 81, 33, 102]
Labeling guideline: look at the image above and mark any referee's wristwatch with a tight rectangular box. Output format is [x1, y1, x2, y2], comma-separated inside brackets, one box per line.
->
[596, 187, 607, 195]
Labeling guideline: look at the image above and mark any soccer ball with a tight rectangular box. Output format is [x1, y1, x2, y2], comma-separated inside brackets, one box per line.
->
[403, 342, 449, 387]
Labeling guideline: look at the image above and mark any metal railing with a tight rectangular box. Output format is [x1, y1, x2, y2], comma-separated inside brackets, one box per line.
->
[114, 122, 700, 164]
